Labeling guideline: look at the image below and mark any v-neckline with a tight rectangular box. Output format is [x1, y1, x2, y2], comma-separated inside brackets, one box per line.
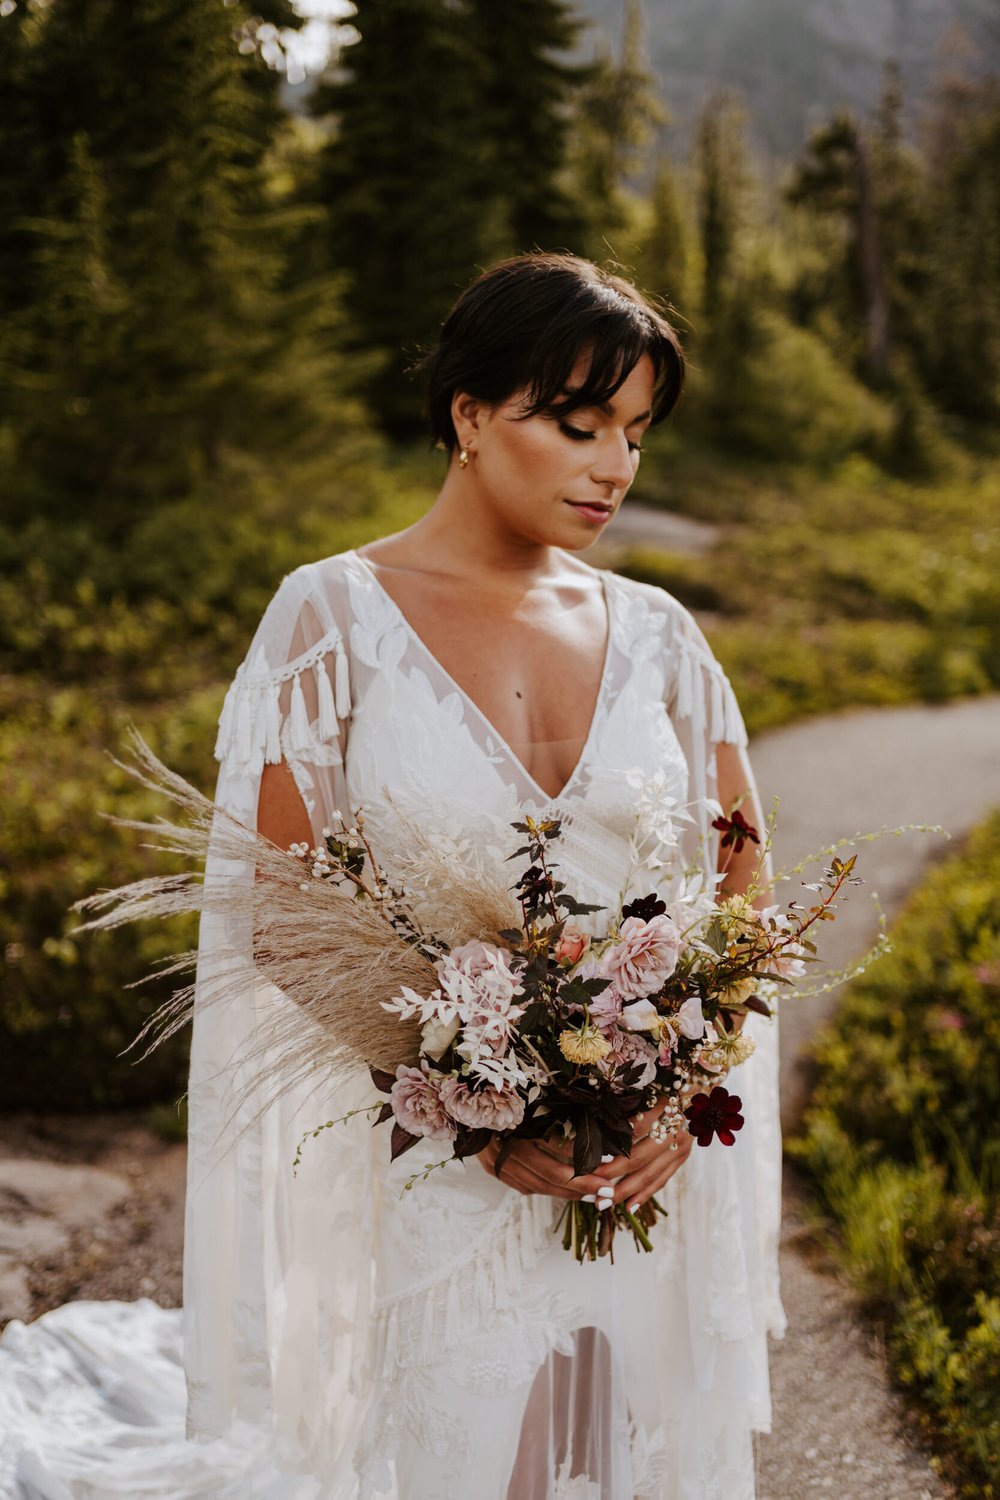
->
[348, 548, 615, 805]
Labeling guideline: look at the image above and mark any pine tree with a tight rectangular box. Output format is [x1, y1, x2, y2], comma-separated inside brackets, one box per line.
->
[914, 70, 1000, 421]
[694, 89, 750, 329]
[786, 110, 891, 383]
[312, 0, 487, 440]
[635, 151, 692, 323]
[464, 0, 591, 259]
[568, 0, 667, 264]
[0, 0, 345, 531]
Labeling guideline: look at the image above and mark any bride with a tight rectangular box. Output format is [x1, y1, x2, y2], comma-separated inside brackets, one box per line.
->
[0, 252, 783, 1499]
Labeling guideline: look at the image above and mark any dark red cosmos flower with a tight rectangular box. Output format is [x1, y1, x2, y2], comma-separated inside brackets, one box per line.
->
[684, 1086, 745, 1147]
[712, 810, 760, 855]
[621, 893, 667, 922]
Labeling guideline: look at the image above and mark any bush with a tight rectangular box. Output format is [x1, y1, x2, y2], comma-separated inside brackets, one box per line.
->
[688, 307, 895, 468]
[794, 811, 1000, 1494]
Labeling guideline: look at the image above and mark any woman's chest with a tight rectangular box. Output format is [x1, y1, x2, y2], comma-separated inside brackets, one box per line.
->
[340, 557, 689, 837]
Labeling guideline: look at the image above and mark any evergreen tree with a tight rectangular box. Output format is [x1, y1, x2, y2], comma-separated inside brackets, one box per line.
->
[568, 0, 667, 263]
[694, 89, 750, 329]
[312, 0, 486, 440]
[464, 0, 591, 259]
[635, 151, 692, 323]
[0, 0, 347, 532]
[914, 70, 1000, 422]
[785, 109, 890, 383]
[313, 0, 601, 436]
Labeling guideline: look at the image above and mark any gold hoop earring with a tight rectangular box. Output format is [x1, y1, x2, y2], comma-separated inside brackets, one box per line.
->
[458, 447, 470, 468]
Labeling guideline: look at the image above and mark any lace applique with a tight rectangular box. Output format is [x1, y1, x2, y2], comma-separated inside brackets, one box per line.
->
[553, 1461, 603, 1499]
[449, 1287, 580, 1397]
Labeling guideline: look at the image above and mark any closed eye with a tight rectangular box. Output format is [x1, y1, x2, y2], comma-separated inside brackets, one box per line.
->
[558, 422, 644, 455]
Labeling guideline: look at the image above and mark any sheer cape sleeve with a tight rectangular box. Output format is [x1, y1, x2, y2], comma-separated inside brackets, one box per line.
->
[184, 561, 378, 1478]
[661, 593, 786, 1352]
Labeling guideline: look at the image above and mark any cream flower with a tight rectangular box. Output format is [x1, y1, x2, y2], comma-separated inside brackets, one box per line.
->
[619, 998, 662, 1034]
[559, 1025, 612, 1066]
[703, 1032, 757, 1070]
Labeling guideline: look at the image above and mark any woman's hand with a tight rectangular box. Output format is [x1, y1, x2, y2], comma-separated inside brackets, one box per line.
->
[476, 1136, 613, 1200]
[476, 1096, 694, 1206]
[590, 1096, 694, 1211]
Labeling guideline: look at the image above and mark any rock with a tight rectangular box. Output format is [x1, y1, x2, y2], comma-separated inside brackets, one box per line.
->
[0, 1160, 130, 1230]
[0, 1160, 132, 1323]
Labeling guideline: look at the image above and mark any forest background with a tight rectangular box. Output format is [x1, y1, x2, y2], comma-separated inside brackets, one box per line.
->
[1, 0, 998, 1490]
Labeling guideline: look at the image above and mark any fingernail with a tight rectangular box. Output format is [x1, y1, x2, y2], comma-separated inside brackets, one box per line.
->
[598, 1198, 613, 1211]
[597, 1185, 614, 1198]
[581, 1194, 596, 1203]
[627, 1199, 641, 1214]
[600, 1153, 614, 1163]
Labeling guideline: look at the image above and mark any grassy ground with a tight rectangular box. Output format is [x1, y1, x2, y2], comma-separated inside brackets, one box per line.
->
[619, 436, 1000, 736]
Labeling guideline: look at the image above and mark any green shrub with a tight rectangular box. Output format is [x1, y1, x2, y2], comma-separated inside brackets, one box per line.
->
[0, 676, 212, 1109]
[794, 812, 1000, 1493]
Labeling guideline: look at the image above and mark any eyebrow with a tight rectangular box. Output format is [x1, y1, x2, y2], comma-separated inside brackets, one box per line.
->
[596, 400, 652, 423]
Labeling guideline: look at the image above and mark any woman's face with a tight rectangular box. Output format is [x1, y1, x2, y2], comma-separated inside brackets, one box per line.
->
[454, 351, 655, 550]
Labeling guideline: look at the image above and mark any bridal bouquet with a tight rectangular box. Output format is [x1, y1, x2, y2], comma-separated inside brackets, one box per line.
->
[76, 736, 866, 1263]
[286, 804, 856, 1261]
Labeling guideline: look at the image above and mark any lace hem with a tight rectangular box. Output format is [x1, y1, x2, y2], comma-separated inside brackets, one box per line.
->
[370, 1192, 559, 1381]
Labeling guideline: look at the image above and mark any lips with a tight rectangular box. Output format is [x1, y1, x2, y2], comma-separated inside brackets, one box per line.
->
[566, 498, 614, 522]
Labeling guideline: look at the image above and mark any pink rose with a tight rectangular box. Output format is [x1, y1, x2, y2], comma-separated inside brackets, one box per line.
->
[598, 1030, 658, 1089]
[439, 1077, 525, 1131]
[390, 1064, 456, 1141]
[445, 940, 506, 980]
[603, 915, 681, 1001]
[554, 926, 591, 966]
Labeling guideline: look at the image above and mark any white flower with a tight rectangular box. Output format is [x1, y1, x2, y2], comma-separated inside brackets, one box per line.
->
[619, 998, 662, 1034]
[676, 995, 706, 1040]
[421, 1013, 461, 1061]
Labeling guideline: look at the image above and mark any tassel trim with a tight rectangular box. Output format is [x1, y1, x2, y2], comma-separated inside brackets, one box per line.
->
[673, 634, 747, 748]
[368, 1193, 557, 1380]
[214, 625, 353, 776]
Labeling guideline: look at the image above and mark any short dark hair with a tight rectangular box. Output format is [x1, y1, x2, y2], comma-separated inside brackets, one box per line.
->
[416, 252, 686, 452]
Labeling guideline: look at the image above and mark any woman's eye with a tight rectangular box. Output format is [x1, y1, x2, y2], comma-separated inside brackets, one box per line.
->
[628, 441, 644, 455]
[558, 422, 595, 441]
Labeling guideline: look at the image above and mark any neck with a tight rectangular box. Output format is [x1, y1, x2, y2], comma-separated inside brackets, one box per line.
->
[398, 469, 562, 585]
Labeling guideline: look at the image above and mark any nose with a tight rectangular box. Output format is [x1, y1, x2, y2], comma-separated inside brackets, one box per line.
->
[590, 431, 635, 491]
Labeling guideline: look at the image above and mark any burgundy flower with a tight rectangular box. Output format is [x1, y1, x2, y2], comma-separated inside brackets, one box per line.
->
[684, 1085, 745, 1147]
[621, 893, 667, 922]
[712, 810, 760, 856]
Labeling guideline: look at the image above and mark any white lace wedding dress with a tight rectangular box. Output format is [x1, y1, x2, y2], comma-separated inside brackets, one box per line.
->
[0, 549, 784, 1499]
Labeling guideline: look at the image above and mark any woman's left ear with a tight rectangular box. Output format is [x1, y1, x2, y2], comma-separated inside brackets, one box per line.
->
[451, 390, 488, 448]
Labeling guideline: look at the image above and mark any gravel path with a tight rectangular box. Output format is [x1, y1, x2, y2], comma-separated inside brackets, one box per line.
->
[752, 692, 1000, 1498]
[3, 688, 998, 1497]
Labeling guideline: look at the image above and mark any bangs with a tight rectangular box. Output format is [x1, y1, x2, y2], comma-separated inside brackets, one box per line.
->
[515, 303, 681, 428]
[419, 253, 687, 450]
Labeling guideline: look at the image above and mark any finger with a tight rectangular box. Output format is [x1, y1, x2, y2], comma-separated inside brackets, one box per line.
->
[496, 1162, 585, 1200]
[508, 1140, 609, 1195]
[613, 1140, 693, 1206]
[480, 1140, 606, 1199]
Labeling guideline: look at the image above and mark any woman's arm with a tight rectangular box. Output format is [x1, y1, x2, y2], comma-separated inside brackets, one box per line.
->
[715, 740, 774, 902]
[257, 760, 313, 850]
